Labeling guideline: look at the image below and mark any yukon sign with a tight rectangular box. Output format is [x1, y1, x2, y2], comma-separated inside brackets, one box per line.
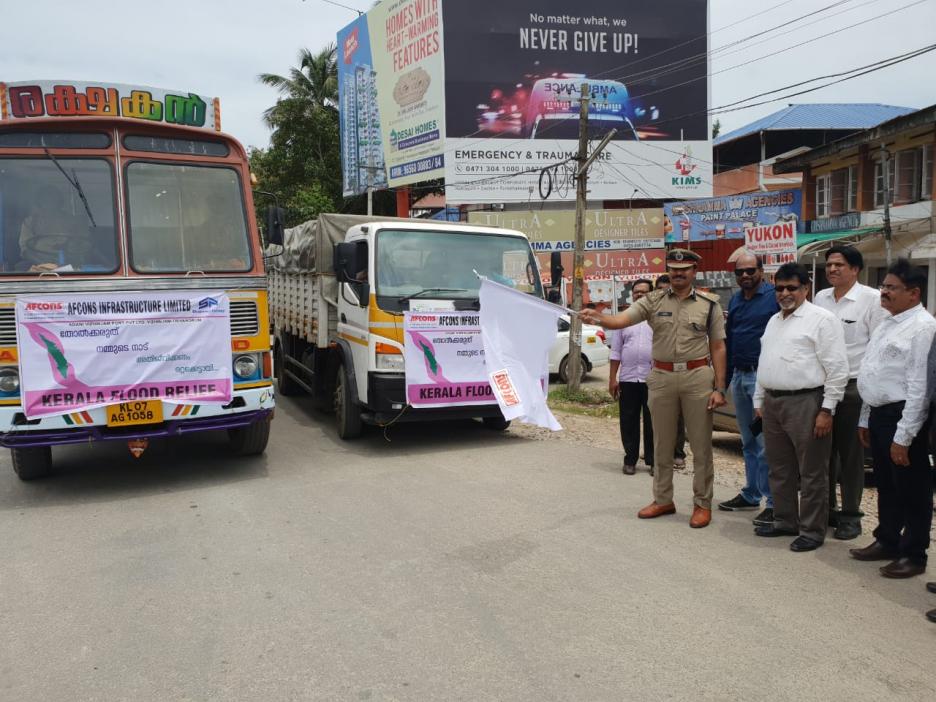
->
[744, 221, 797, 272]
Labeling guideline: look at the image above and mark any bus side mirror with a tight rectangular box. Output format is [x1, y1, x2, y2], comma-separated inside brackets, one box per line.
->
[266, 206, 285, 247]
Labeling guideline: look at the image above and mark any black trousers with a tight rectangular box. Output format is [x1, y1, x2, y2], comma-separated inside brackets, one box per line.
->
[619, 381, 653, 467]
[869, 402, 933, 565]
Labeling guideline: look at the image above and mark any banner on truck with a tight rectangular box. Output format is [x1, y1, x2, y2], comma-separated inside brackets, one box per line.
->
[16, 291, 233, 418]
[0, 81, 220, 131]
[403, 311, 497, 407]
[337, 0, 447, 191]
[442, 0, 712, 203]
[664, 189, 802, 244]
[468, 209, 664, 251]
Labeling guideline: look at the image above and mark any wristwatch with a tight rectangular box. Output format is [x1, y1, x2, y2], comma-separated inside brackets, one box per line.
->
[714, 388, 727, 395]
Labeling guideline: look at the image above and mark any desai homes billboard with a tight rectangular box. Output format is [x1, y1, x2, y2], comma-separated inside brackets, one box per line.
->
[338, 0, 712, 201]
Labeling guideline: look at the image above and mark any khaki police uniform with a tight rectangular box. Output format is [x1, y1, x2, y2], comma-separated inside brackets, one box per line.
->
[624, 287, 726, 509]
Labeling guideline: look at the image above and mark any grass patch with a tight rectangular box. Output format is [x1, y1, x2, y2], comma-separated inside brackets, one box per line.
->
[548, 386, 619, 418]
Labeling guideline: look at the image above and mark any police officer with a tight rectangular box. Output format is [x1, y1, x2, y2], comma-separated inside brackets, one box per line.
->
[582, 249, 728, 528]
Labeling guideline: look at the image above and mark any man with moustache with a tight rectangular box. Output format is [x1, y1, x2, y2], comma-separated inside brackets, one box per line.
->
[655, 274, 687, 467]
[850, 259, 936, 580]
[753, 263, 848, 552]
[718, 252, 779, 528]
[583, 249, 727, 528]
[814, 246, 887, 540]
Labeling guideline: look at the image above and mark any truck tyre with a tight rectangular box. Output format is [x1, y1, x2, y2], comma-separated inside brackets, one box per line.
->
[275, 342, 300, 396]
[482, 416, 511, 431]
[228, 417, 271, 456]
[335, 362, 363, 440]
[11, 447, 52, 481]
[558, 354, 588, 384]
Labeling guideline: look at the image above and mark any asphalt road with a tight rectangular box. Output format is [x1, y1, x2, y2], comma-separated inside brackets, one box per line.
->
[1, 395, 934, 701]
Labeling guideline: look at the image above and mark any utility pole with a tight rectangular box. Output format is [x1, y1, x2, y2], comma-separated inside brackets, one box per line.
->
[881, 144, 892, 266]
[567, 83, 616, 392]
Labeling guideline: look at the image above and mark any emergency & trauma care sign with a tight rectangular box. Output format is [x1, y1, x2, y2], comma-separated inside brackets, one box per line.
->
[16, 291, 232, 418]
[403, 311, 495, 407]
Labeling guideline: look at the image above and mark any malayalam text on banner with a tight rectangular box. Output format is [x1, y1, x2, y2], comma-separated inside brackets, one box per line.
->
[16, 291, 233, 418]
[403, 311, 496, 407]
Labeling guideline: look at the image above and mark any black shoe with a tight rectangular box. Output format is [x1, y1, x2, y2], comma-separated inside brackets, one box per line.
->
[880, 558, 927, 579]
[927, 608, 936, 623]
[718, 494, 760, 511]
[752, 508, 774, 527]
[754, 524, 797, 538]
[850, 541, 899, 562]
[833, 521, 862, 541]
[623, 462, 636, 475]
[790, 536, 823, 552]
[926, 582, 936, 594]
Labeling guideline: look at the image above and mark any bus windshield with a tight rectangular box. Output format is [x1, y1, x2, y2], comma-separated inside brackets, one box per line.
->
[375, 228, 542, 304]
[127, 162, 251, 273]
[0, 157, 118, 274]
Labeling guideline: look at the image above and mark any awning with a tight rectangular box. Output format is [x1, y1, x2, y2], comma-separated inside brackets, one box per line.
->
[796, 227, 879, 247]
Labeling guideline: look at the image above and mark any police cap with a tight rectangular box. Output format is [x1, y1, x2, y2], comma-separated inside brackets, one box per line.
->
[666, 248, 702, 268]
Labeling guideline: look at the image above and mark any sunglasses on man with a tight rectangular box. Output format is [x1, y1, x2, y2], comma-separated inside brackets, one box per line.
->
[774, 284, 803, 293]
[734, 267, 758, 277]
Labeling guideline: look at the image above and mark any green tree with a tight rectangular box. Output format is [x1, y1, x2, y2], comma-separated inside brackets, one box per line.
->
[253, 45, 343, 227]
[712, 118, 722, 139]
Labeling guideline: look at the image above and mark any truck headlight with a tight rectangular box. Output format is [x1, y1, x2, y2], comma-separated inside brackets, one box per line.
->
[376, 353, 404, 371]
[0, 367, 19, 393]
[233, 354, 259, 378]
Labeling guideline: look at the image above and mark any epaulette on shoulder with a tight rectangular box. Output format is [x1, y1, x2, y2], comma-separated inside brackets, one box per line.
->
[696, 290, 720, 304]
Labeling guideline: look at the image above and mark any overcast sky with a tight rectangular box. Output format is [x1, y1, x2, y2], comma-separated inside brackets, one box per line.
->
[5, 0, 935, 150]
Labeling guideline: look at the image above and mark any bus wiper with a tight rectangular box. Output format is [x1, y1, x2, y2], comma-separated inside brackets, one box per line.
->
[42, 147, 97, 228]
[398, 288, 468, 303]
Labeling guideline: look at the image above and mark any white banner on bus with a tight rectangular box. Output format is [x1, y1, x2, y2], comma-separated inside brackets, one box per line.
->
[16, 291, 232, 418]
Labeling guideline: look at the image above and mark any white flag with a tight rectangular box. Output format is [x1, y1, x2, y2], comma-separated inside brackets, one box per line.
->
[479, 278, 564, 431]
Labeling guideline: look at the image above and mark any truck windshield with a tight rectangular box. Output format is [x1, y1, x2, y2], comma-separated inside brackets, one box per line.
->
[375, 228, 543, 301]
[126, 162, 251, 273]
[0, 158, 118, 274]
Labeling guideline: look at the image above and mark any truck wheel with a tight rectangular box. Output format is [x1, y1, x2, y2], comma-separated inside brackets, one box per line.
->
[11, 447, 52, 481]
[228, 417, 271, 455]
[482, 416, 511, 431]
[334, 362, 363, 440]
[558, 355, 588, 384]
[275, 342, 300, 396]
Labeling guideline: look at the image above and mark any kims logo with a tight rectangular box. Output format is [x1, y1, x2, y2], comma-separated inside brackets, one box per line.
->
[197, 297, 219, 311]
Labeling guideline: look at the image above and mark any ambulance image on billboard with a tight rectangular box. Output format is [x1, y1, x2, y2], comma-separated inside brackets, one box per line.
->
[522, 77, 638, 141]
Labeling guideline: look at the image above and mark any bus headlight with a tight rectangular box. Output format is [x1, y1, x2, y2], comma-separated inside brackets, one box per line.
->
[0, 367, 20, 393]
[233, 354, 259, 379]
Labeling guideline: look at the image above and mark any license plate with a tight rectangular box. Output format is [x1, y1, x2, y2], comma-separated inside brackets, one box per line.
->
[106, 401, 164, 427]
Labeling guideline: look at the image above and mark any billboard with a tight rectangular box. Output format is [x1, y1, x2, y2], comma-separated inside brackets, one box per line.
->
[338, 17, 388, 196]
[468, 208, 664, 250]
[337, 0, 446, 193]
[441, 0, 712, 203]
[664, 189, 802, 244]
[540, 249, 666, 283]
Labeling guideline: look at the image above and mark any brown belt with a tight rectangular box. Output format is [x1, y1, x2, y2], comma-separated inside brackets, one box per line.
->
[653, 358, 709, 372]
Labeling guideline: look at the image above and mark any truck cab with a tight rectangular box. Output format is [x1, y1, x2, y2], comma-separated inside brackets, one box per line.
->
[270, 216, 542, 438]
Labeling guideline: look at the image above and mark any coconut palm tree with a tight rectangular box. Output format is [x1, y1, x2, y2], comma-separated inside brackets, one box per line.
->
[259, 44, 338, 127]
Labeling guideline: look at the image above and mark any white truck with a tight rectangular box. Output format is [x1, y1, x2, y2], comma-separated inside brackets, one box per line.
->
[268, 214, 544, 438]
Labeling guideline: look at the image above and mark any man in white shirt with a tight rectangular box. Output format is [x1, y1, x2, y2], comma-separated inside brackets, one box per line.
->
[814, 246, 887, 540]
[753, 263, 849, 552]
[850, 259, 936, 579]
